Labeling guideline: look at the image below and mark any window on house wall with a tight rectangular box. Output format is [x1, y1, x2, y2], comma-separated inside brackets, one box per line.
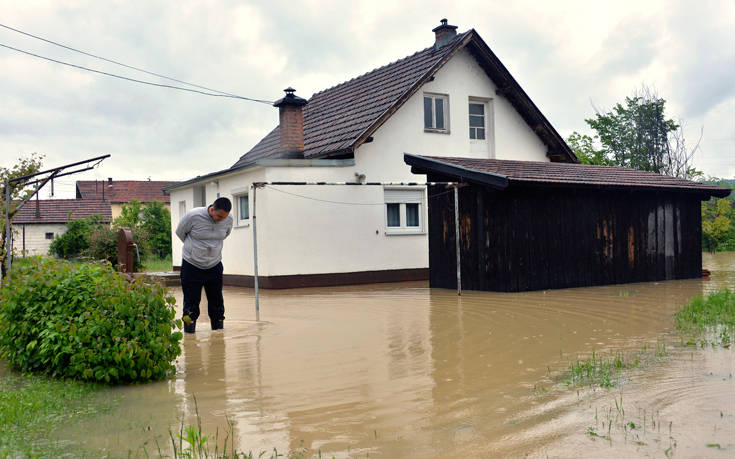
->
[384, 188, 425, 234]
[469, 102, 486, 139]
[237, 194, 249, 223]
[179, 201, 186, 218]
[423, 93, 449, 132]
[45, 232, 54, 240]
[193, 185, 206, 207]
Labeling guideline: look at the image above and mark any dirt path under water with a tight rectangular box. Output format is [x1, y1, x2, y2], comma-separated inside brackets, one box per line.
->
[54, 253, 735, 457]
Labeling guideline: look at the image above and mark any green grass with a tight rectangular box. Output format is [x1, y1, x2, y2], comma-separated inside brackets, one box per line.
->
[0, 365, 112, 456]
[675, 288, 735, 347]
[565, 350, 641, 388]
[142, 254, 173, 272]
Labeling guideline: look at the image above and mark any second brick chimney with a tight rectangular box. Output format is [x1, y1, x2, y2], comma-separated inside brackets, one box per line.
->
[274, 87, 308, 158]
[432, 18, 458, 50]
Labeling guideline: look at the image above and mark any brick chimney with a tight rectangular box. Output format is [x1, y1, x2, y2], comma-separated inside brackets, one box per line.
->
[433, 18, 458, 50]
[274, 87, 308, 158]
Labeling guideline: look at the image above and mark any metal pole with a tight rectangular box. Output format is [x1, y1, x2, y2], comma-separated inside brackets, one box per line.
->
[454, 185, 462, 296]
[252, 184, 260, 321]
[5, 180, 11, 277]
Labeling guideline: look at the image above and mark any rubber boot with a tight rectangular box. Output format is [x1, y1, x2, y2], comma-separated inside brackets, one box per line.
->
[211, 319, 224, 330]
[183, 320, 196, 334]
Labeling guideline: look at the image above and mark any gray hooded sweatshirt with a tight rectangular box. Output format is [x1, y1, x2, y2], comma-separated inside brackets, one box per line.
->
[175, 206, 233, 269]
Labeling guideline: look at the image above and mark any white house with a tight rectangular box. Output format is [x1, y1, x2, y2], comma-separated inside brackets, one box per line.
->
[165, 20, 577, 288]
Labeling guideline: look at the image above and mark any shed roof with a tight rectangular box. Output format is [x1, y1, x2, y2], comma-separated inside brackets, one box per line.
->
[76, 180, 178, 203]
[14, 199, 112, 224]
[233, 27, 576, 169]
[404, 154, 732, 198]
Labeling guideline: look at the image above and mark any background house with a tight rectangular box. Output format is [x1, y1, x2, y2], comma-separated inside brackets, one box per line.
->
[166, 20, 577, 288]
[76, 178, 178, 220]
[13, 199, 111, 256]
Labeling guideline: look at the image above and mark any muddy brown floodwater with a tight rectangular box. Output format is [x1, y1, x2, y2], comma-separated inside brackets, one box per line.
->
[55, 253, 735, 457]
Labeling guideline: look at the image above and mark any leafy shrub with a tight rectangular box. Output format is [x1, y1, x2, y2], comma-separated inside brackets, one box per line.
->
[87, 224, 119, 266]
[49, 214, 106, 259]
[0, 257, 182, 384]
[140, 201, 172, 258]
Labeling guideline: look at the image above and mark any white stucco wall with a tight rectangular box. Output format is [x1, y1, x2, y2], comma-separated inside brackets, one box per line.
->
[13, 223, 67, 256]
[355, 48, 548, 184]
[170, 47, 554, 277]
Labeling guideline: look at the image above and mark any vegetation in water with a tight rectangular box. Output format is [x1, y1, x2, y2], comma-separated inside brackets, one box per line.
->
[675, 288, 735, 347]
[0, 256, 182, 383]
[586, 395, 677, 456]
[152, 397, 335, 459]
[0, 368, 112, 456]
[563, 343, 667, 389]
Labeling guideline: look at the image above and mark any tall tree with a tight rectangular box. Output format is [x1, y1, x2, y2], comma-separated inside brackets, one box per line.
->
[1, 154, 44, 277]
[567, 86, 702, 179]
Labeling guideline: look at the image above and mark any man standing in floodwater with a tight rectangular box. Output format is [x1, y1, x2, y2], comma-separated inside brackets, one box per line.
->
[175, 197, 234, 333]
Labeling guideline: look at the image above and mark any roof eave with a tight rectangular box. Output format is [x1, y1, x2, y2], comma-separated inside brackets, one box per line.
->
[404, 153, 509, 189]
[163, 162, 260, 192]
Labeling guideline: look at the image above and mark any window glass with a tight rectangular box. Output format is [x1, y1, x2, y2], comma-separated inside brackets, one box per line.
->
[406, 203, 419, 227]
[469, 102, 486, 140]
[435, 98, 444, 129]
[238, 195, 249, 220]
[469, 103, 484, 115]
[423, 94, 448, 131]
[45, 232, 54, 240]
[423, 97, 433, 129]
[387, 203, 401, 227]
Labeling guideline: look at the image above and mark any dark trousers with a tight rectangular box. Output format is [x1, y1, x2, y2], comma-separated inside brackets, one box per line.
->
[181, 259, 225, 323]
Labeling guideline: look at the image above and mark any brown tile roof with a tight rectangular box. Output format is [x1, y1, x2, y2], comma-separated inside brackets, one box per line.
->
[232, 28, 576, 169]
[14, 199, 112, 224]
[233, 35, 469, 167]
[76, 180, 178, 203]
[405, 155, 732, 198]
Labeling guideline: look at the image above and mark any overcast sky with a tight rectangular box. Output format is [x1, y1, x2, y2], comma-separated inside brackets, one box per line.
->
[2, 0, 734, 199]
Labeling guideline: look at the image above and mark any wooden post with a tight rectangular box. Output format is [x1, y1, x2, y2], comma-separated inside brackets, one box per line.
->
[252, 183, 260, 321]
[454, 185, 462, 296]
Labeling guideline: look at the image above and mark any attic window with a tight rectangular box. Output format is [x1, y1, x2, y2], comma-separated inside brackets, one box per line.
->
[423, 93, 449, 133]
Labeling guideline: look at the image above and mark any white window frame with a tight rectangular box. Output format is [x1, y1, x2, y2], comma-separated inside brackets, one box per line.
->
[468, 100, 487, 141]
[232, 187, 250, 228]
[383, 187, 426, 235]
[468, 97, 494, 157]
[178, 201, 186, 219]
[423, 93, 450, 133]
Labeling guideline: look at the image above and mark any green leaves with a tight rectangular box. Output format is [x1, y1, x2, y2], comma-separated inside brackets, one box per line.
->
[0, 257, 182, 384]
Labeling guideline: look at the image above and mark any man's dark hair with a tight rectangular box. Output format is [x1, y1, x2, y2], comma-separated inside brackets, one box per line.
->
[212, 197, 232, 212]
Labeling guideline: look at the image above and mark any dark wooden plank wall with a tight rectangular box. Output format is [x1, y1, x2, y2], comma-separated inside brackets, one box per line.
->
[427, 178, 703, 292]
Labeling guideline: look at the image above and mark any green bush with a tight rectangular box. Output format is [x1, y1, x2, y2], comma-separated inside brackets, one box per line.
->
[49, 214, 106, 259]
[87, 224, 119, 266]
[0, 257, 182, 384]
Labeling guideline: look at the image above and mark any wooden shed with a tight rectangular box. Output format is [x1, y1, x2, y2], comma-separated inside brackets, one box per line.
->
[404, 154, 732, 292]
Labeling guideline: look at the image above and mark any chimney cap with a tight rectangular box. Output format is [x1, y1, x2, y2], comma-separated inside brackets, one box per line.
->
[274, 87, 308, 108]
[432, 18, 457, 33]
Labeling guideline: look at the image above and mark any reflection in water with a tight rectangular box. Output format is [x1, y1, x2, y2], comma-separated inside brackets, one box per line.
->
[51, 253, 735, 457]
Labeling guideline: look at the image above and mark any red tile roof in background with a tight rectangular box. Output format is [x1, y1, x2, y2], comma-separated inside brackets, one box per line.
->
[76, 180, 178, 203]
[14, 199, 112, 224]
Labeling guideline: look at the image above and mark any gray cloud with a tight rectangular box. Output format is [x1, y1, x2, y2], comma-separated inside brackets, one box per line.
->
[1, 0, 734, 187]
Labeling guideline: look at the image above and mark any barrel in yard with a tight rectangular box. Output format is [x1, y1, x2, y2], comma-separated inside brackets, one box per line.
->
[117, 227, 135, 273]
